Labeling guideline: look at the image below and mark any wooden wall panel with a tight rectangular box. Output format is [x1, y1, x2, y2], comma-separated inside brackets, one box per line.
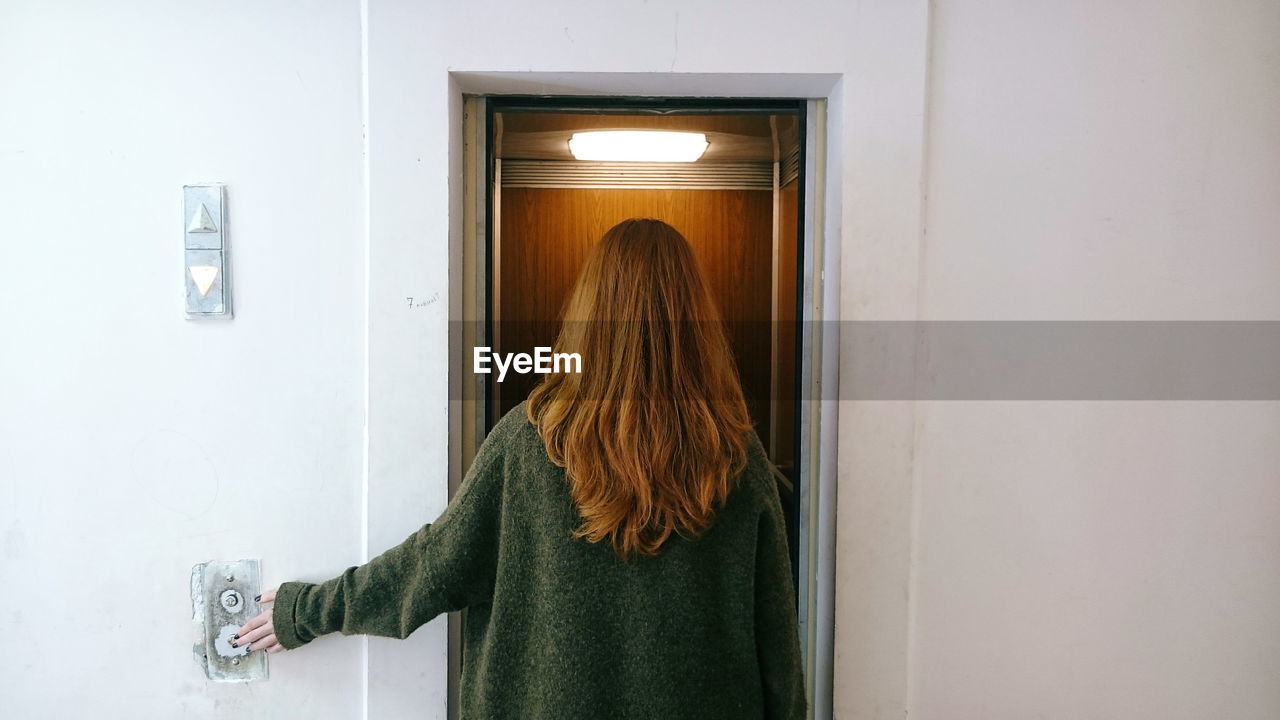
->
[495, 187, 775, 446]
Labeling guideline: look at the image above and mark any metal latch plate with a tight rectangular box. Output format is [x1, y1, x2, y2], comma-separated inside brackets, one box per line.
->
[190, 559, 267, 682]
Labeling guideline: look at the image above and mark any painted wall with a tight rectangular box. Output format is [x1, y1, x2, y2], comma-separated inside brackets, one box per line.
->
[910, 1, 1280, 718]
[4, 1, 1276, 719]
[0, 1, 366, 717]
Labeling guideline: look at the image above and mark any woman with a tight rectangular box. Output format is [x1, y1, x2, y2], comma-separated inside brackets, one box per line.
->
[234, 218, 806, 719]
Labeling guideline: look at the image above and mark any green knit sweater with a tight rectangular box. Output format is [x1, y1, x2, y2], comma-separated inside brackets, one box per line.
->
[272, 402, 807, 719]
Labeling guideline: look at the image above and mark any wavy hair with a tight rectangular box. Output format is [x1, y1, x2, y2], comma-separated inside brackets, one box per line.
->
[526, 218, 755, 560]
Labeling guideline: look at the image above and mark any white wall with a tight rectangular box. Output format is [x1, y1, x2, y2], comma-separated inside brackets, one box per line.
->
[910, 1, 1280, 718]
[0, 1, 367, 717]
[5, 1, 1276, 719]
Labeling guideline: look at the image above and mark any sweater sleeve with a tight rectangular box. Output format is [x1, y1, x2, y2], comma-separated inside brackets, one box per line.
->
[272, 429, 507, 650]
[754, 463, 808, 719]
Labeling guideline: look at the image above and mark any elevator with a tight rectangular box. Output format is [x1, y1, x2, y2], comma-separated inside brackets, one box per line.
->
[452, 93, 829, 717]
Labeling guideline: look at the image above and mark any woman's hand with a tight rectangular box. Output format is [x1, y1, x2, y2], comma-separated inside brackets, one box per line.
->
[231, 586, 286, 654]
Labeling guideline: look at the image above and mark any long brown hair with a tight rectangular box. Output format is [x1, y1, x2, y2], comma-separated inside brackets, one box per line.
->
[526, 218, 756, 560]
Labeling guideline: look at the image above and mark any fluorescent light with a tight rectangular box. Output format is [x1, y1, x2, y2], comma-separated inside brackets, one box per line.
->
[568, 130, 709, 162]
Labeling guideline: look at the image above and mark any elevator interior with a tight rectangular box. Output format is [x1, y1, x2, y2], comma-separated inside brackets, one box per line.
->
[481, 97, 806, 587]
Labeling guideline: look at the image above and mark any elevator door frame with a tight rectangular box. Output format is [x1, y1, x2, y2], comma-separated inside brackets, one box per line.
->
[455, 93, 834, 718]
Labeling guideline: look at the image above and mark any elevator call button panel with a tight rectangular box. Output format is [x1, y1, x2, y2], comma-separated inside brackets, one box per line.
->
[190, 559, 267, 682]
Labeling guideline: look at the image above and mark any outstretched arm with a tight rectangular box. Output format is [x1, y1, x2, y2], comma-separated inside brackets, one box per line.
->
[236, 432, 507, 652]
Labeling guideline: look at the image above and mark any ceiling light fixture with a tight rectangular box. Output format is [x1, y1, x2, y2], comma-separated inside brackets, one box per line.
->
[567, 130, 709, 162]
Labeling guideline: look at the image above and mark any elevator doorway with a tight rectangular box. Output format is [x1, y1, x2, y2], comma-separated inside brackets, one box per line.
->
[476, 95, 806, 591]
[454, 93, 828, 716]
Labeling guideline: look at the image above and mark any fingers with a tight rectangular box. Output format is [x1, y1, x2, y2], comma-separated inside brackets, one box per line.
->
[234, 607, 271, 641]
[244, 633, 280, 653]
[233, 621, 276, 647]
[259, 586, 278, 603]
